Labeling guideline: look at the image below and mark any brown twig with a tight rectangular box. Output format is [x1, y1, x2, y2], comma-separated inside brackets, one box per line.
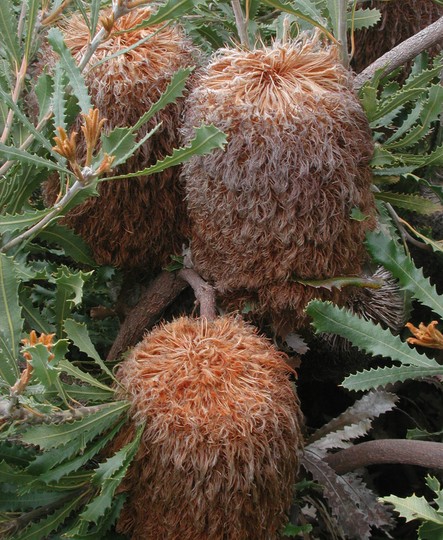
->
[107, 271, 189, 361]
[178, 268, 217, 322]
[325, 439, 443, 474]
[354, 16, 443, 89]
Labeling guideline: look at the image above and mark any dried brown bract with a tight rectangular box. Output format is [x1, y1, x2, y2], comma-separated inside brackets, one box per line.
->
[352, 0, 443, 73]
[42, 8, 196, 271]
[111, 316, 303, 539]
[182, 36, 377, 330]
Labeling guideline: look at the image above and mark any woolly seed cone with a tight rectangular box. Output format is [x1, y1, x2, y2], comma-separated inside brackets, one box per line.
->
[43, 8, 196, 271]
[352, 0, 443, 74]
[182, 36, 377, 330]
[111, 316, 302, 540]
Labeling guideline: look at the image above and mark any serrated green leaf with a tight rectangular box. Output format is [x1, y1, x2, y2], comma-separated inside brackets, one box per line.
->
[24, 0, 40, 61]
[36, 419, 125, 483]
[27, 343, 61, 390]
[325, 0, 339, 37]
[384, 98, 424, 145]
[381, 494, 443, 525]
[104, 124, 227, 181]
[64, 318, 117, 382]
[261, 0, 337, 42]
[19, 291, 53, 334]
[54, 266, 92, 337]
[20, 401, 129, 450]
[0, 166, 46, 215]
[0, 489, 65, 511]
[38, 223, 96, 266]
[374, 192, 443, 215]
[0, 0, 20, 69]
[386, 85, 443, 149]
[0, 86, 55, 154]
[0, 441, 36, 467]
[89, 0, 101, 35]
[295, 275, 383, 291]
[47, 27, 92, 114]
[14, 490, 89, 540]
[34, 72, 54, 122]
[0, 142, 71, 173]
[349, 8, 381, 30]
[79, 423, 143, 525]
[369, 88, 425, 125]
[58, 359, 114, 392]
[124, 0, 203, 30]
[370, 144, 397, 168]
[400, 219, 443, 255]
[133, 67, 193, 130]
[0, 253, 23, 383]
[0, 209, 52, 236]
[0, 460, 35, 486]
[342, 364, 443, 391]
[53, 62, 68, 131]
[366, 231, 443, 318]
[306, 300, 439, 368]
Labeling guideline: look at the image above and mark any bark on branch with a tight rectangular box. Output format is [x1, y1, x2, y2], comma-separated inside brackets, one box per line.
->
[354, 16, 443, 89]
[325, 439, 443, 475]
[178, 268, 217, 321]
[107, 271, 189, 361]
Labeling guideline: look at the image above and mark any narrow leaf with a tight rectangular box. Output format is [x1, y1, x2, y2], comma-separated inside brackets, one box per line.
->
[20, 402, 129, 450]
[306, 300, 439, 368]
[343, 365, 443, 392]
[0, 0, 20, 68]
[374, 192, 443, 215]
[350, 8, 381, 30]
[52, 62, 68, 131]
[58, 359, 114, 392]
[24, 0, 40, 61]
[0, 142, 71, 173]
[369, 88, 425, 125]
[366, 231, 443, 318]
[0, 253, 23, 383]
[104, 124, 227, 181]
[0, 209, 52, 236]
[47, 27, 92, 113]
[38, 224, 96, 266]
[123, 0, 203, 30]
[295, 275, 383, 291]
[64, 318, 116, 382]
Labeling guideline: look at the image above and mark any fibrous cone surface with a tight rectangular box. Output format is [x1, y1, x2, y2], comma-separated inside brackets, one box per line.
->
[352, 0, 443, 73]
[112, 316, 302, 540]
[43, 8, 195, 271]
[182, 36, 377, 330]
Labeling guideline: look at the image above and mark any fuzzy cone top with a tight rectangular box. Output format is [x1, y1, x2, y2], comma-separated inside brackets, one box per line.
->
[43, 8, 196, 271]
[182, 35, 378, 331]
[352, 0, 443, 74]
[111, 316, 302, 540]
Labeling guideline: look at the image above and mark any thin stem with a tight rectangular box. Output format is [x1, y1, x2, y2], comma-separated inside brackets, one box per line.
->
[231, 0, 250, 48]
[338, 0, 349, 67]
[178, 268, 217, 321]
[1, 56, 28, 144]
[1, 179, 85, 253]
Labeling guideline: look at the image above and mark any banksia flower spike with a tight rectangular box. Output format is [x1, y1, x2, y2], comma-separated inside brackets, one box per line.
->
[352, 0, 443, 74]
[43, 7, 196, 271]
[182, 35, 380, 332]
[111, 316, 303, 540]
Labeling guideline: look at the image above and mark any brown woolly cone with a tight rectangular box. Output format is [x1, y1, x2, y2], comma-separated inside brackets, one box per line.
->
[41, 8, 196, 271]
[352, 0, 443, 74]
[182, 36, 377, 330]
[111, 316, 303, 540]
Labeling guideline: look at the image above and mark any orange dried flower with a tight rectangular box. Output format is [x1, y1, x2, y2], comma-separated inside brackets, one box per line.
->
[406, 321, 443, 350]
[21, 330, 56, 361]
[111, 316, 303, 539]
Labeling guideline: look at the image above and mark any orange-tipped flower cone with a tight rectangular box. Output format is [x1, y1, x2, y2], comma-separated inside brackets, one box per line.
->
[42, 8, 196, 271]
[111, 316, 303, 539]
[352, 0, 443, 74]
[182, 36, 377, 330]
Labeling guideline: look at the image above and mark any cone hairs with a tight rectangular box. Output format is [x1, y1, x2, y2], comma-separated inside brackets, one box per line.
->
[182, 35, 378, 331]
[42, 8, 196, 271]
[352, 0, 443, 74]
[111, 316, 303, 539]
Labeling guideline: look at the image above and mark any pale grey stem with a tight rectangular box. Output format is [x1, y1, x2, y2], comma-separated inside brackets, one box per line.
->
[355, 16, 443, 89]
[338, 0, 349, 67]
[231, 0, 250, 48]
[178, 268, 217, 321]
[1, 179, 85, 253]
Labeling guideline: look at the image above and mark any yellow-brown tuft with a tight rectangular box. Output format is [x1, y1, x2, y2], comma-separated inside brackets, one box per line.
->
[182, 36, 378, 331]
[111, 316, 303, 539]
[42, 8, 196, 271]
